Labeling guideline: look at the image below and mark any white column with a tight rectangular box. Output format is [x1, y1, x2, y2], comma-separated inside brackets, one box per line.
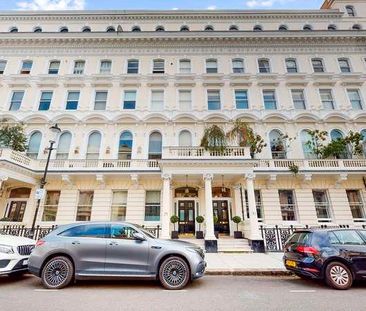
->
[0, 175, 8, 190]
[161, 173, 172, 239]
[245, 173, 262, 240]
[204, 173, 216, 240]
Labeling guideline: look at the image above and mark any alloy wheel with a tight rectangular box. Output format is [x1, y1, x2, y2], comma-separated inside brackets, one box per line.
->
[162, 259, 188, 288]
[44, 259, 70, 288]
[329, 265, 349, 286]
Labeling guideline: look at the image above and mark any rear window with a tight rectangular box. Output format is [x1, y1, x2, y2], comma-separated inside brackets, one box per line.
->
[286, 232, 312, 245]
[330, 230, 365, 245]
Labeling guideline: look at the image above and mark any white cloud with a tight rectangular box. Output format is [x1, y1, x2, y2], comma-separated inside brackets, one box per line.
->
[207, 5, 217, 10]
[16, 0, 85, 10]
[245, 0, 293, 8]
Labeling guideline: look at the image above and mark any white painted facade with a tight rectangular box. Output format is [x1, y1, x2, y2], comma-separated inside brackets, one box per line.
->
[1, 0, 366, 241]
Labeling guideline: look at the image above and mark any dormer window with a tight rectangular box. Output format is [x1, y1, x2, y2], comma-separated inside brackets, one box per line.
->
[253, 25, 263, 31]
[33, 27, 42, 33]
[9, 27, 18, 33]
[279, 25, 288, 31]
[346, 5, 356, 17]
[60, 27, 68, 33]
[328, 24, 337, 31]
[132, 26, 141, 32]
[156, 26, 165, 32]
[229, 25, 239, 31]
[82, 26, 91, 32]
[204, 25, 214, 31]
[180, 25, 190, 32]
[106, 26, 116, 32]
[303, 24, 313, 31]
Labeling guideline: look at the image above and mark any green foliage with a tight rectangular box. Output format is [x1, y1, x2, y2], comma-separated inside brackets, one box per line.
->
[321, 139, 348, 159]
[232, 216, 242, 224]
[305, 130, 328, 159]
[288, 163, 299, 175]
[0, 121, 27, 152]
[196, 215, 204, 231]
[213, 216, 219, 224]
[271, 133, 296, 152]
[200, 125, 227, 152]
[170, 215, 180, 231]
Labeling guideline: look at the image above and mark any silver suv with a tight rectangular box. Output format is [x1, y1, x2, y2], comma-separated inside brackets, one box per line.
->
[28, 222, 206, 290]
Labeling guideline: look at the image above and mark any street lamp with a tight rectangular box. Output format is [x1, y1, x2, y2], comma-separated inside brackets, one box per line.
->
[31, 124, 61, 237]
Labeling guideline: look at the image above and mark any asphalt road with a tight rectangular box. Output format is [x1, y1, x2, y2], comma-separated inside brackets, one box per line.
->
[1, 274, 366, 311]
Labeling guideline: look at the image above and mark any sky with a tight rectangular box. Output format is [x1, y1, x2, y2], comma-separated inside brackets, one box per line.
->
[0, 0, 326, 11]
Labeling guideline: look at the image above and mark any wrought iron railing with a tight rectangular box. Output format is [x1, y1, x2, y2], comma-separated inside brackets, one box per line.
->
[0, 225, 57, 240]
[141, 225, 161, 238]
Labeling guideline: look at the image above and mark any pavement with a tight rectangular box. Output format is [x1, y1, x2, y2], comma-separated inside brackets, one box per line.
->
[205, 252, 288, 275]
[1, 275, 366, 311]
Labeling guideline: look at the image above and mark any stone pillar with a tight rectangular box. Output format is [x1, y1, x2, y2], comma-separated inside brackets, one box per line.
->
[203, 173, 217, 252]
[161, 173, 172, 239]
[245, 173, 264, 252]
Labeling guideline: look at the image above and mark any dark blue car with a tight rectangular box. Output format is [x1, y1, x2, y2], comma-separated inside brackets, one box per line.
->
[283, 228, 366, 290]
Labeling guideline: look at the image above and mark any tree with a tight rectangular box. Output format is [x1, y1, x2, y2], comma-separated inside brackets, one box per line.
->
[305, 130, 328, 159]
[0, 121, 27, 152]
[200, 124, 227, 152]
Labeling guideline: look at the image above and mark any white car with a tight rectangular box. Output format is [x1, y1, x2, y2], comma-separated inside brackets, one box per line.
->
[0, 233, 36, 276]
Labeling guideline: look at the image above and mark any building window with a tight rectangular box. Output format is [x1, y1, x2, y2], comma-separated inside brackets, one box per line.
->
[60, 27, 68, 32]
[73, 60, 85, 74]
[66, 91, 80, 110]
[179, 90, 192, 111]
[206, 59, 218, 73]
[153, 59, 165, 74]
[151, 90, 164, 111]
[0, 60, 6, 74]
[9, 91, 24, 111]
[258, 58, 270, 73]
[319, 89, 335, 109]
[82, 26, 91, 32]
[312, 58, 325, 72]
[207, 90, 221, 110]
[263, 90, 277, 110]
[328, 24, 337, 31]
[279, 190, 297, 221]
[179, 130, 192, 146]
[346, 190, 365, 221]
[48, 60, 60, 74]
[127, 59, 139, 74]
[346, 5, 356, 17]
[291, 89, 306, 109]
[279, 25, 288, 31]
[111, 191, 127, 221]
[235, 90, 249, 109]
[100, 60, 112, 74]
[56, 132, 71, 159]
[123, 90, 137, 109]
[253, 25, 263, 31]
[145, 191, 161, 221]
[313, 190, 332, 222]
[285, 58, 298, 73]
[338, 58, 351, 73]
[9, 27, 18, 33]
[5, 188, 31, 222]
[42, 191, 60, 222]
[76, 191, 94, 221]
[106, 26, 116, 32]
[347, 89, 363, 110]
[148, 132, 162, 159]
[38, 91, 53, 111]
[245, 190, 263, 221]
[303, 24, 313, 31]
[269, 129, 287, 159]
[27, 131, 42, 159]
[300, 129, 316, 159]
[86, 132, 101, 159]
[229, 25, 239, 31]
[155, 26, 165, 32]
[204, 25, 214, 31]
[132, 26, 141, 32]
[232, 58, 244, 73]
[20, 60, 32, 74]
[352, 24, 362, 30]
[179, 59, 191, 73]
[94, 91, 107, 110]
[118, 131, 133, 160]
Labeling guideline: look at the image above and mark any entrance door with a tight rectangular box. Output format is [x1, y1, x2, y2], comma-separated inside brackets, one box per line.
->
[6, 201, 27, 222]
[178, 201, 195, 234]
[213, 200, 230, 235]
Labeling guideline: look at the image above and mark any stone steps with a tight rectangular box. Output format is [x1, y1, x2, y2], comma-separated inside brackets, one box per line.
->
[180, 238, 253, 253]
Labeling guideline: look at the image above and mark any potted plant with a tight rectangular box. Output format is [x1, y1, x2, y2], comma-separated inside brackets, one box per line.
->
[170, 215, 179, 239]
[232, 216, 243, 239]
[213, 216, 219, 239]
[200, 124, 227, 154]
[195, 216, 204, 239]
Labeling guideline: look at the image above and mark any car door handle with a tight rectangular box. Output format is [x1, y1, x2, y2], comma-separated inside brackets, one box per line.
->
[72, 241, 80, 245]
[109, 241, 118, 246]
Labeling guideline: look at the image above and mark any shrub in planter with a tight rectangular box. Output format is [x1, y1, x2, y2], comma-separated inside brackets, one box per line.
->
[170, 215, 179, 239]
[195, 215, 204, 239]
[213, 216, 219, 239]
[232, 216, 243, 239]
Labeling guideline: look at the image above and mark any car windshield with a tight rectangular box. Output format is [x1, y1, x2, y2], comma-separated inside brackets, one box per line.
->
[133, 225, 156, 239]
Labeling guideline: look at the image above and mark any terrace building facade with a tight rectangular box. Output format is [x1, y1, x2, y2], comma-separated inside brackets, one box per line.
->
[1, 0, 366, 250]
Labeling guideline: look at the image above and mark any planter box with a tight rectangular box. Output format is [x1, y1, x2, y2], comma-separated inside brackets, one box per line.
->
[171, 231, 179, 239]
[234, 231, 243, 239]
[196, 231, 204, 239]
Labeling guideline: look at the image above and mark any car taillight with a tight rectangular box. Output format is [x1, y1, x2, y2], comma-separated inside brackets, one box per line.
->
[35, 240, 45, 247]
[296, 245, 319, 256]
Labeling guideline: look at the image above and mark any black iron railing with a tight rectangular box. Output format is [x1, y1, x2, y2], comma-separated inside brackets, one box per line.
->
[0, 225, 57, 240]
[141, 225, 161, 238]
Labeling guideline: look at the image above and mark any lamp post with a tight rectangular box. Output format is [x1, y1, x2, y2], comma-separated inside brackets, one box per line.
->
[30, 124, 61, 237]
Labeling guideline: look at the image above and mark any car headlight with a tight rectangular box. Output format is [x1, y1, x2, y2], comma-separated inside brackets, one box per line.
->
[186, 247, 204, 258]
[0, 244, 14, 254]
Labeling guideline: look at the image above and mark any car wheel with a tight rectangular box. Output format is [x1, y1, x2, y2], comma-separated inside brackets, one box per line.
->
[159, 256, 190, 290]
[41, 256, 74, 289]
[325, 261, 353, 290]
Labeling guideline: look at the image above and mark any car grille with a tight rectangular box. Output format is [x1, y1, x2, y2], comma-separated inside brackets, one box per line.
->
[17, 245, 34, 256]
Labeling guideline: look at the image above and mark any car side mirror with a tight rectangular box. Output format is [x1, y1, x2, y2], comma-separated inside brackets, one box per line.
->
[133, 232, 146, 241]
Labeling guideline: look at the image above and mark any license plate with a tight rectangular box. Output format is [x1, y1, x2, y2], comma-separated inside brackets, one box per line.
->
[23, 259, 28, 266]
[286, 260, 296, 268]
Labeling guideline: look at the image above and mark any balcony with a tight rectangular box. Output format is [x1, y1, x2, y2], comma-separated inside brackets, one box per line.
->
[162, 146, 251, 159]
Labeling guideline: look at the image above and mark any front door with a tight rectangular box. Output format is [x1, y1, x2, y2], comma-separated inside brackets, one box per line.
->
[6, 200, 27, 222]
[213, 200, 230, 235]
[178, 200, 195, 234]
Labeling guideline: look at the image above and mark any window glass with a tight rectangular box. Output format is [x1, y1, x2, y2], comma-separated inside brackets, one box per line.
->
[148, 132, 162, 159]
[179, 59, 191, 73]
[123, 91, 137, 109]
[76, 191, 94, 221]
[151, 90, 164, 111]
[179, 90, 192, 110]
[207, 90, 221, 110]
[66, 91, 80, 110]
[9, 91, 24, 111]
[111, 191, 128, 221]
[291, 89, 306, 109]
[153, 59, 165, 74]
[358, 230, 366, 241]
[179, 130, 192, 146]
[21, 60, 32, 74]
[0, 60, 7, 74]
[60, 224, 106, 238]
[279, 190, 296, 221]
[258, 59, 270, 73]
[27, 131, 42, 159]
[42, 191, 60, 221]
[312, 59, 324, 72]
[118, 131, 133, 160]
[232, 59, 244, 73]
[127, 59, 139, 74]
[56, 132, 71, 159]
[110, 224, 137, 239]
[346, 190, 365, 220]
[313, 190, 332, 221]
[206, 59, 218, 73]
[339, 58, 351, 73]
[347, 89, 362, 110]
[287, 232, 312, 245]
[94, 91, 107, 110]
[100, 60, 112, 74]
[263, 90, 277, 110]
[332, 230, 365, 245]
[286, 59, 298, 73]
[319, 89, 334, 109]
[73, 60, 85, 74]
[145, 191, 161, 221]
[49, 61, 60, 74]
[38, 91, 53, 111]
[235, 90, 248, 109]
[86, 132, 101, 159]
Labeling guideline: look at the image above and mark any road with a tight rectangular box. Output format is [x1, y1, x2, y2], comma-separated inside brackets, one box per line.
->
[1, 274, 365, 311]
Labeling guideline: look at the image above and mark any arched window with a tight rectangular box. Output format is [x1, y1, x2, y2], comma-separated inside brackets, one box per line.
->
[300, 130, 315, 159]
[86, 131, 101, 159]
[346, 5, 356, 17]
[328, 24, 337, 31]
[60, 27, 68, 33]
[132, 26, 141, 32]
[9, 27, 18, 33]
[303, 24, 313, 31]
[204, 25, 214, 31]
[33, 27, 42, 33]
[258, 58, 271, 73]
[106, 26, 116, 32]
[279, 25, 288, 31]
[82, 26, 91, 32]
[118, 131, 133, 160]
[330, 129, 350, 159]
[180, 25, 190, 31]
[330, 129, 344, 141]
[253, 25, 263, 31]
[229, 25, 239, 31]
[155, 26, 165, 32]
[232, 58, 244, 73]
[27, 131, 42, 159]
[148, 132, 162, 159]
[179, 130, 192, 147]
[285, 58, 298, 73]
[352, 24, 362, 30]
[269, 130, 286, 159]
[56, 132, 71, 159]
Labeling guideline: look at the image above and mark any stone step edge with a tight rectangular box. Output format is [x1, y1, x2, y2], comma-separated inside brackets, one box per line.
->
[205, 269, 291, 276]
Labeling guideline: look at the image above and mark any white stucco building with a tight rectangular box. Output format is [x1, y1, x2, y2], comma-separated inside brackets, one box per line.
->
[1, 0, 366, 251]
